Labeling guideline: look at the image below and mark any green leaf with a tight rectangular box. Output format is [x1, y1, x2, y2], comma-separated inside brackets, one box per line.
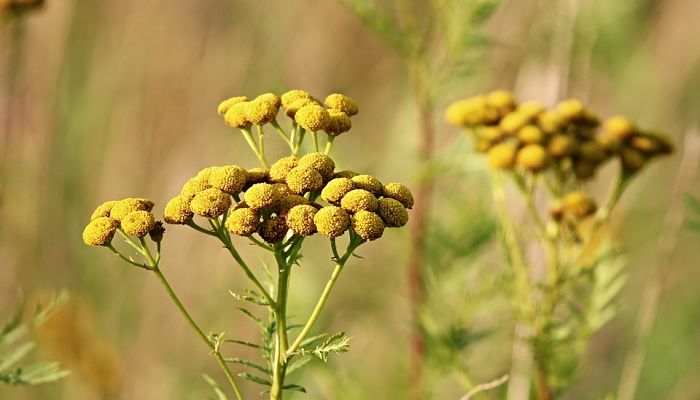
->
[311, 332, 350, 362]
[224, 357, 271, 376]
[224, 339, 263, 350]
[14, 362, 70, 385]
[299, 333, 329, 348]
[0, 342, 35, 373]
[238, 372, 271, 387]
[283, 383, 307, 393]
[203, 374, 230, 400]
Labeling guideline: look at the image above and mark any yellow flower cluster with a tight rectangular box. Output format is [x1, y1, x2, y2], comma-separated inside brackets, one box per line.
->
[83, 198, 160, 246]
[218, 90, 358, 136]
[162, 154, 412, 243]
[446, 91, 673, 179]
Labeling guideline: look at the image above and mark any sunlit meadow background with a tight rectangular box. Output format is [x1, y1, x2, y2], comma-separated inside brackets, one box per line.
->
[2, 0, 700, 399]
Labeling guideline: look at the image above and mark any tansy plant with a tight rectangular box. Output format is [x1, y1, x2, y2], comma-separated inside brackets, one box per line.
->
[446, 91, 672, 399]
[81, 91, 413, 399]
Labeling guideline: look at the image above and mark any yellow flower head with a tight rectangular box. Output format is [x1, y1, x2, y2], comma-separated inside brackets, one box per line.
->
[630, 132, 674, 156]
[341, 189, 378, 213]
[286, 166, 324, 194]
[536, 111, 564, 134]
[499, 112, 530, 133]
[382, 183, 414, 209]
[246, 168, 270, 186]
[110, 198, 152, 222]
[377, 198, 409, 227]
[298, 152, 335, 181]
[276, 194, 311, 215]
[149, 221, 165, 242]
[190, 188, 232, 218]
[225, 208, 261, 236]
[594, 130, 623, 152]
[321, 178, 355, 204]
[121, 210, 156, 237]
[209, 165, 247, 194]
[324, 109, 352, 136]
[286, 205, 318, 236]
[517, 125, 545, 144]
[245, 99, 278, 125]
[350, 174, 382, 196]
[562, 191, 597, 220]
[556, 99, 586, 121]
[82, 217, 119, 246]
[255, 93, 281, 108]
[603, 116, 635, 140]
[314, 206, 350, 237]
[517, 101, 545, 119]
[445, 96, 494, 127]
[516, 144, 548, 172]
[258, 216, 288, 244]
[181, 176, 211, 198]
[164, 195, 193, 224]
[269, 156, 299, 183]
[284, 98, 316, 118]
[487, 143, 517, 170]
[281, 89, 312, 108]
[547, 134, 578, 158]
[333, 170, 358, 179]
[244, 183, 281, 210]
[324, 93, 359, 116]
[224, 102, 251, 129]
[351, 210, 384, 241]
[195, 166, 218, 182]
[476, 126, 506, 142]
[486, 89, 516, 114]
[91, 200, 118, 220]
[273, 183, 294, 197]
[217, 96, 248, 115]
[295, 104, 330, 131]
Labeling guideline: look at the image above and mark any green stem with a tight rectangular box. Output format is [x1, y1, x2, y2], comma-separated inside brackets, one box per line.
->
[152, 266, 244, 400]
[323, 135, 335, 155]
[271, 119, 292, 149]
[214, 220, 275, 306]
[311, 130, 319, 152]
[271, 247, 291, 400]
[285, 238, 363, 358]
[186, 220, 217, 236]
[241, 127, 270, 168]
[256, 125, 269, 166]
[491, 172, 534, 319]
[106, 244, 148, 269]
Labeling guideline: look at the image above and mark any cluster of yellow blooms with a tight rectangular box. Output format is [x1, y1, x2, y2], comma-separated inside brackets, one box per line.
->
[218, 90, 357, 137]
[161, 153, 412, 243]
[446, 90, 673, 222]
[82, 198, 164, 246]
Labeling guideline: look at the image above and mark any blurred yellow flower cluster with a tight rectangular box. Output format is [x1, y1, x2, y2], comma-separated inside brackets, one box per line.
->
[446, 90, 673, 178]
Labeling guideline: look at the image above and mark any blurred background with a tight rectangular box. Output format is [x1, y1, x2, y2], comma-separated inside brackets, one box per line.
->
[1, 0, 699, 399]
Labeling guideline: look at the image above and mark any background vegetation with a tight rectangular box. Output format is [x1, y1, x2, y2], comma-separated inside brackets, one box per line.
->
[1, 0, 699, 398]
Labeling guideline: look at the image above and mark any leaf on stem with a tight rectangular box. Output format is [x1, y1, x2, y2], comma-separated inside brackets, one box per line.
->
[310, 332, 350, 362]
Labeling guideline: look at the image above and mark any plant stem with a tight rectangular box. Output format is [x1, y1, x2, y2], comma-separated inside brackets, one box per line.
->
[311, 131, 319, 152]
[285, 238, 362, 358]
[145, 248, 244, 400]
[241, 128, 270, 168]
[215, 221, 275, 307]
[323, 135, 335, 155]
[271, 247, 291, 400]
